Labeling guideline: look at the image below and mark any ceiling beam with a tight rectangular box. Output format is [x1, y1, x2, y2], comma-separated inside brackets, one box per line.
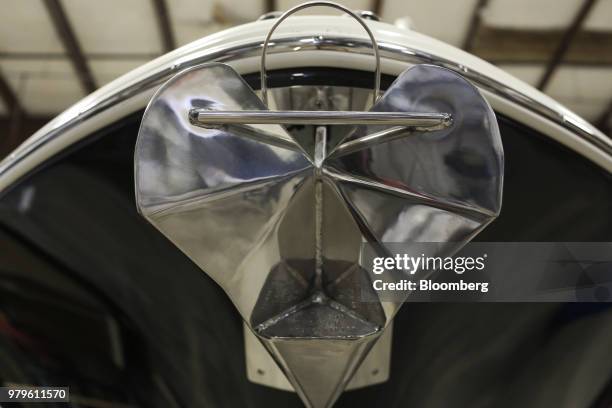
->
[0, 116, 53, 159]
[470, 27, 612, 65]
[462, 0, 489, 51]
[265, 0, 277, 14]
[596, 101, 612, 136]
[372, 0, 384, 16]
[0, 72, 24, 152]
[536, 0, 598, 90]
[0, 70, 20, 115]
[43, 0, 96, 94]
[151, 0, 176, 53]
[0, 116, 51, 130]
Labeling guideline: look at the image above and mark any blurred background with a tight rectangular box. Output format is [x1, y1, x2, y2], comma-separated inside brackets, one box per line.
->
[0, 0, 611, 159]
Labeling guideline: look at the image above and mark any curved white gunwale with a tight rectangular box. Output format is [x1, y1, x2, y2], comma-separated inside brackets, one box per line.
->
[0, 15, 610, 193]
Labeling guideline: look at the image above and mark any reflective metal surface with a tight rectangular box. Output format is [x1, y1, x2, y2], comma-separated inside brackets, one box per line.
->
[260, 1, 382, 107]
[244, 321, 393, 392]
[258, 11, 284, 20]
[134, 62, 503, 407]
[189, 109, 452, 127]
[355, 10, 380, 21]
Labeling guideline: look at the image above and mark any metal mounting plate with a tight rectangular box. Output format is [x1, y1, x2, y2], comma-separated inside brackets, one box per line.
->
[245, 322, 392, 391]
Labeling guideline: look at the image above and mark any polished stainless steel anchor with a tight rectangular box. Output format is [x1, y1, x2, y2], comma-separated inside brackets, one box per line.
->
[135, 2, 503, 407]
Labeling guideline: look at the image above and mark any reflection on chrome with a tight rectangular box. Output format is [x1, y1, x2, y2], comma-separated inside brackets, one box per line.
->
[135, 61, 503, 407]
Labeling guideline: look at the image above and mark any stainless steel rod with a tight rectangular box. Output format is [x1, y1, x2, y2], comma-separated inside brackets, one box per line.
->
[259, 1, 382, 107]
[189, 109, 452, 128]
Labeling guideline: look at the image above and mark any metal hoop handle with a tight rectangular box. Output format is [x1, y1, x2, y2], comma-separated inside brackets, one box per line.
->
[260, 1, 381, 107]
